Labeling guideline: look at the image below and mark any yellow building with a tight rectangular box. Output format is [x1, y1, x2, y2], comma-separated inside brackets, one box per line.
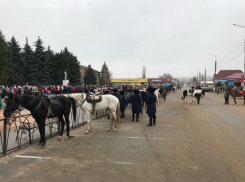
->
[110, 78, 147, 86]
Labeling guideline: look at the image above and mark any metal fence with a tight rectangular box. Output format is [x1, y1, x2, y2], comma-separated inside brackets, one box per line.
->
[0, 107, 107, 156]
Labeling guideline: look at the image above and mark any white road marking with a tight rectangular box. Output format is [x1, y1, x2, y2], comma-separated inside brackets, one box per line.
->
[15, 155, 51, 160]
[192, 166, 199, 170]
[73, 135, 171, 140]
[94, 123, 129, 125]
[94, 160, 134, 165]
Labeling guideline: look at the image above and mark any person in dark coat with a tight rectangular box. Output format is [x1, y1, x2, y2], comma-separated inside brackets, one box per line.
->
[112, 89, 122, 104]
[146, 87, 157, 126]
[131, 89, 142, 122]
[120, 91, 126, 118]
[162, 89, 167, 101]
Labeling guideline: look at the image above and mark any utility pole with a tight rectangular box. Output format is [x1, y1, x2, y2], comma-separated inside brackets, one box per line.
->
[215, 60, 217, 74]
[199, 71, 201, 83]
[205, 69, 206, 84]
[233, 24, 245, 88]
[197, 73, 198, 84]
[244, 39, 245, 87]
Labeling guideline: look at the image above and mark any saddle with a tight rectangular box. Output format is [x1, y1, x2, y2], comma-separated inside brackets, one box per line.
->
[235, 90, 238, 97]
[42, 94, 60, 118]
[86, 93, 102, 114]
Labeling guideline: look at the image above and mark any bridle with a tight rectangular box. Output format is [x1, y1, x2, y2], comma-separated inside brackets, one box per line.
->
[10, 94, 36, 113]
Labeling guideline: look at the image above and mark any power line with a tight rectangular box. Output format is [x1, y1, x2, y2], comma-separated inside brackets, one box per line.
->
[230, 60, 243, 69]
[218, 50, 244, 67]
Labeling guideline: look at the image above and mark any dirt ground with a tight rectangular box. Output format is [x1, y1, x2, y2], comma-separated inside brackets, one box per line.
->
[1, 89, 245, 182]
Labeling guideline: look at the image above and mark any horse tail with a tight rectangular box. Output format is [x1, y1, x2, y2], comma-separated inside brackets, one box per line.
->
[69, 97, 77, 123]
[116, 101, 120, 126]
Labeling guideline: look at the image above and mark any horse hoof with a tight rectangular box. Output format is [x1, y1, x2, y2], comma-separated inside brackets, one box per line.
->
[108, 128, 110, 131]
[85, 131, 89, 134]
[114, 128, 117, 132]
[58, 136, 62, 140]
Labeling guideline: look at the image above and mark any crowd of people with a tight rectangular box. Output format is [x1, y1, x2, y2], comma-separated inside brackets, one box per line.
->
[0, 84, 171, 126]
[0, 84, 153, 96]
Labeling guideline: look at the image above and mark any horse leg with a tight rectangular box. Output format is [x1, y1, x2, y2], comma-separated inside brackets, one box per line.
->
[64, 114, 70, 139]
[233, 95, 237, 105]
[40, 119, 46, 146]
[111, 110, 118, 131]
[58, 115, 65, 139]
[108, 110, 113, 131]
[36, 120, 42, 145]
[85, 111, 91, 134]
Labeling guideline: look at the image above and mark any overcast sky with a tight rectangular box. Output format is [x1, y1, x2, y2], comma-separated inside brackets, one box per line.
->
[1, 0, 245, 79]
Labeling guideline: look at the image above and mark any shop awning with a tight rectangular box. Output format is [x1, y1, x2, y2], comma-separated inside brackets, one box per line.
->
[217, 80, 228, 82]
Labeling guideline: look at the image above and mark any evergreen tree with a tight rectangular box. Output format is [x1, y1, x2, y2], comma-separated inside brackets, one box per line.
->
[45, 46, 54, 84]
[23, 38, 36, 85]
[84, 65, 96, 85]
[0, 45, 9, 84]
[0, 30, 7, 48]
[33, 37, 50, 85]
[99, 61, 110, 85]
[51, 52, 64, 85]
[8, 36, 25, 85]
[0, 30, 9, 84]
[69, 53, 81, 85]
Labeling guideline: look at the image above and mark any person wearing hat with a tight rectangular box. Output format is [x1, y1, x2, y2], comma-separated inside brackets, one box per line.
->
[146, 87, 157, 126]
[131, 89, 142, 122]
[119, 91, 126, 118]
[112, 88, 122, 106]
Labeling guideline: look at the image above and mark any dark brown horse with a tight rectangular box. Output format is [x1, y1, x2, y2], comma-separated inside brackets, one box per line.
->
[226, 86, 245, 105]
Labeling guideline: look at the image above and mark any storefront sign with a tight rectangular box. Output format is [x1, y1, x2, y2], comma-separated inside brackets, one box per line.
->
[152, 79, 161, 82]
[110, 79, 147, 83]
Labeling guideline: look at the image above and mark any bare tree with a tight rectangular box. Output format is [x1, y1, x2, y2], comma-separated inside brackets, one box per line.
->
[159, 73, 173, 79]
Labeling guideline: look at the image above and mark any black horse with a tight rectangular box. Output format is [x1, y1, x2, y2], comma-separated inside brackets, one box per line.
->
[126, 93, 133, 105]
[140, 91, 148, 108]
[108, 92, 122, 119]
[4, 93, 76, 146]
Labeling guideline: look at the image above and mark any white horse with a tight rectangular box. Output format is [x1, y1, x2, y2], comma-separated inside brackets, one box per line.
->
[182, 89, 202, 104]
[154, 90, 160, 105]
[70, 93, 120, 134]
[191, 90, 203, 104]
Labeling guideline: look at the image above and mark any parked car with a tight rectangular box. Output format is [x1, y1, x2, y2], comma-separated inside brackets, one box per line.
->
[201, 84, 213, 92]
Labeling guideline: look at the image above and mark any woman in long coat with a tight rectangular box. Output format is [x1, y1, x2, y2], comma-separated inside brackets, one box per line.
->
[146, 87, 157, 126]
[131, 89, 142, 122]
[120, 91, 126, 118]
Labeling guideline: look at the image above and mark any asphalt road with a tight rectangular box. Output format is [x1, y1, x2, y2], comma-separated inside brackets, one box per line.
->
[1, 89, 245, 182]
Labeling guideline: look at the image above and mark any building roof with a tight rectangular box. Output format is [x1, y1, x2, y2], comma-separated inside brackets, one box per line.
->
[214, 70, 243, 80]
[226, 73, 244, 80]
[80, 65, 100, 73]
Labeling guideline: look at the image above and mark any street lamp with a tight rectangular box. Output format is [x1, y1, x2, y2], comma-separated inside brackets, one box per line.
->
[196, 68, 200, 83]
[201, 65, 206, 84]
[233, 24, 245, 88]
[209, 54, 217, 91]
[20, 49, 28, 85]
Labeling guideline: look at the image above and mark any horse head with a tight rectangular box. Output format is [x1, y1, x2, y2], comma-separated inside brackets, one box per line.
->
[3, 93, 20, 118]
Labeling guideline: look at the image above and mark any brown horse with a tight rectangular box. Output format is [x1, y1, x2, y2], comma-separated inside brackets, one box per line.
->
[226, 86, 245, 105]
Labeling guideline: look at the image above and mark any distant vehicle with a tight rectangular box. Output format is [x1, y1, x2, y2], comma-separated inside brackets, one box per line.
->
[201, 84, 213, 92]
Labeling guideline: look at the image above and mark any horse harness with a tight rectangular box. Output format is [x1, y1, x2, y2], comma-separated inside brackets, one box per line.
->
[42, 95, 60, 118]
[10, 95, 40, 115]
[80, 93, 102, 114]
